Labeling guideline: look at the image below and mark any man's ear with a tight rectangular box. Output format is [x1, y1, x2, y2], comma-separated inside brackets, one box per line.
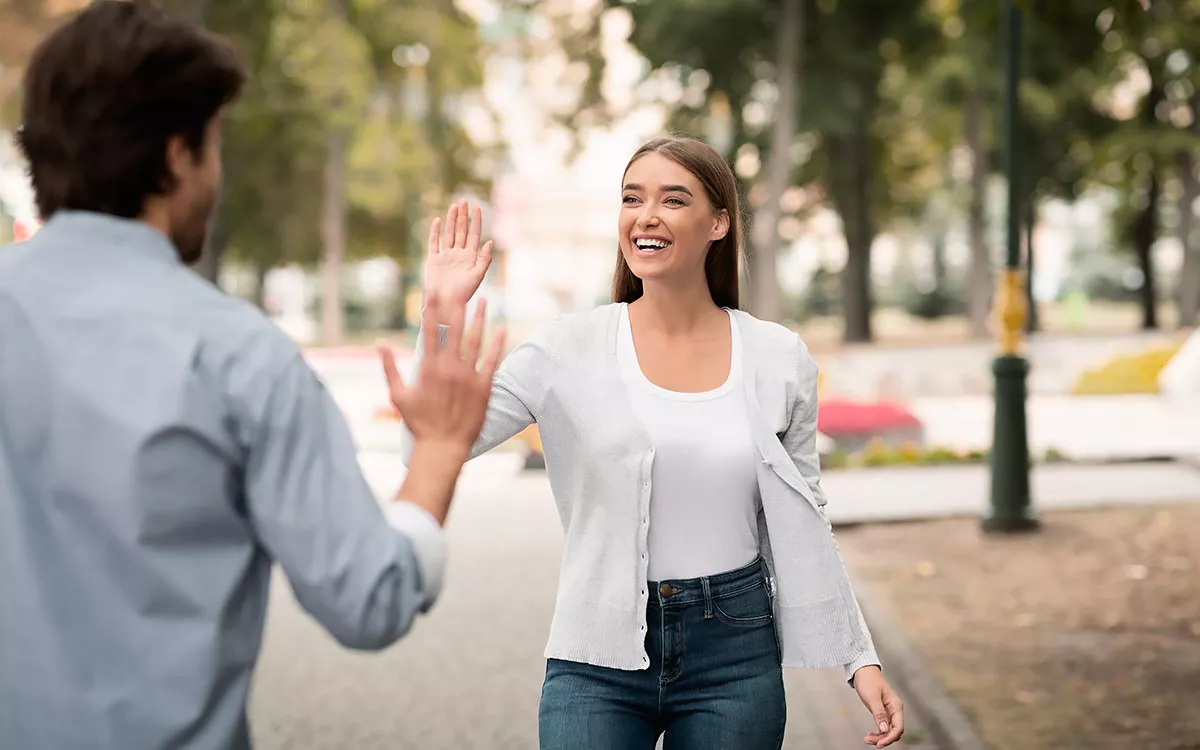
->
[164, 134, 193, 185]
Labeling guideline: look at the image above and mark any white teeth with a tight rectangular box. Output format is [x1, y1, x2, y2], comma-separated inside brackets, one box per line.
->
[635, 239, 669, 250]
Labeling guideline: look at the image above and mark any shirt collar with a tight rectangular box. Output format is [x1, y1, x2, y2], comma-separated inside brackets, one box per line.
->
[36, 210, 182, 265]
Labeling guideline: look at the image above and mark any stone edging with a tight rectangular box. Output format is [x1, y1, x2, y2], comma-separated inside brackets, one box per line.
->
[851, 575, 990, 750]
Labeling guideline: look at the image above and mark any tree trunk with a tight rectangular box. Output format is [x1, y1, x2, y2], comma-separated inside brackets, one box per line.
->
[174, 0, 221, 285]
[749, 0, 801, 322]
[829, 130, 874, 343]
[1025, 198, 1038, 333]
[252, 261, 269, 311]
[193, 209, 224, 286]
[1177, 102, 1200, 328]
[320, 130, 347, 345]
[1132, 74, 1163, 331]
[964, 80, 991, 339]
[1133, 171, 1160, 330]
[931, 231, 947, 294]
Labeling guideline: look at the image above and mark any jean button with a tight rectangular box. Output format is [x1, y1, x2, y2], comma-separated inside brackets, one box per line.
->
[658, 583, 673, 598]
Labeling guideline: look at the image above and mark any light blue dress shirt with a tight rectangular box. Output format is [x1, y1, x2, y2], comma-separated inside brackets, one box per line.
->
[0, 212, 445, 749]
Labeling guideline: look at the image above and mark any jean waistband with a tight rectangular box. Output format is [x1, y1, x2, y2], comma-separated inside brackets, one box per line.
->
[648, 557, 768, 608]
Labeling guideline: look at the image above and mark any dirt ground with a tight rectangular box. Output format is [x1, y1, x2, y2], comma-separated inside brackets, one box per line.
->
[837, 502, 1200, 750]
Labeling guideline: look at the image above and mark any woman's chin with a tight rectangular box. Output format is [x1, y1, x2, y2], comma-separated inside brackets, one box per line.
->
[626, 257, 672, 280]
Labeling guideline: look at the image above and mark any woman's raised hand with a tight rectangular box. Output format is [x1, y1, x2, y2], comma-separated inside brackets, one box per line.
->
[423, 200, 493, 309]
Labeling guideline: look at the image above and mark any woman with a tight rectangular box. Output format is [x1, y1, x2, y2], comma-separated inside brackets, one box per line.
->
[402, 137, 904, 749]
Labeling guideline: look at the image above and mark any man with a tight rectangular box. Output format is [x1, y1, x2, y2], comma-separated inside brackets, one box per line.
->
[0, 2, 503, 747]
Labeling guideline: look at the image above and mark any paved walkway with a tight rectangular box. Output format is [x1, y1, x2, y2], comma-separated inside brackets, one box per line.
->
[909, 394, 1200, 462]
[248, 459, 940, 749]
[821, 461, 1200, 525]
[814, 329, 1184, 399]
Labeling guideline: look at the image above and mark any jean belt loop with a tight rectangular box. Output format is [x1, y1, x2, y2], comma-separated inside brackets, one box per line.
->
[700, 576, 714, 620]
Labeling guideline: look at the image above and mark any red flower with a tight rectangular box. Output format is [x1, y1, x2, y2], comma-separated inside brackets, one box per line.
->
[817, 399, 922, 437]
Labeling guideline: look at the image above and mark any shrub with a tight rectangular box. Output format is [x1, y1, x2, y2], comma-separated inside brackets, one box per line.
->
[1072, 343, 1182, 395]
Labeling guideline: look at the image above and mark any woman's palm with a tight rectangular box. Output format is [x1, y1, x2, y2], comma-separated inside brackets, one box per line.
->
[425, 201, 493, 305]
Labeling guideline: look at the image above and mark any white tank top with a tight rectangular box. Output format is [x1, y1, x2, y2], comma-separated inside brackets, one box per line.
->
[617, 304, 762, 582]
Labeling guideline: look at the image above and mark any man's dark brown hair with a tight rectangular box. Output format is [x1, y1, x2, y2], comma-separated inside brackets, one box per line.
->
[16, 0, 246, 220]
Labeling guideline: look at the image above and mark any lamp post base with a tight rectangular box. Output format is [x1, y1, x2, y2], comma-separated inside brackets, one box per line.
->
[983, 354, 1038, 534]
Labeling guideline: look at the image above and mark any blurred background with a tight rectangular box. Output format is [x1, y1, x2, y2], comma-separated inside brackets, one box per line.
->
[2, 1, 1199, 748]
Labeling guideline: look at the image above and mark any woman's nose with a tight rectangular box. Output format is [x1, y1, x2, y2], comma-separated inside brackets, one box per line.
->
[637, 206, 660, 226]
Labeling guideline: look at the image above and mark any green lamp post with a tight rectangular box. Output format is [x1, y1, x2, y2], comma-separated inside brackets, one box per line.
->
[984, 0, 1038, 533]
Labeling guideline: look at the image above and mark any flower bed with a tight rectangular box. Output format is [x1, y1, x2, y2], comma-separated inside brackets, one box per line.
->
[822, 440, 1068, 470]
[817, 398, 924, 452]
[1072, 342, 1182, 395]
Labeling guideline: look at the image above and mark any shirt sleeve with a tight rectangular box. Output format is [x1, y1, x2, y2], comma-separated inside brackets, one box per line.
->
[780, 337, 882, 685]
[383, 502, 447, 603]
[244, 355, 444, 650]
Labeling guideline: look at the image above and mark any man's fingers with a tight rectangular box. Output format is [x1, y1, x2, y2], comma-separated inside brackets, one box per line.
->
[480, 327, 506, 382]
[462, 298, 487, 366]
[466, 204, 482, 254]
[378, 343, 406, 395]
[427, 217, 441, 257]
[454, 199, 470, 248]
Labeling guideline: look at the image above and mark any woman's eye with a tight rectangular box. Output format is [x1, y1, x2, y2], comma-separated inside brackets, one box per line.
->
[665, 197, 684, 206]
[622, 195, 638, 204]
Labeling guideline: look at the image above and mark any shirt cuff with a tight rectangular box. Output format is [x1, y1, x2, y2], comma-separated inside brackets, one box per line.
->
[844, 648, 882, 686]
[383, 502, 447, 611]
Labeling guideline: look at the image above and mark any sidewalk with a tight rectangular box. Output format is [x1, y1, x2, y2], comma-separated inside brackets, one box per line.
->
[910, 393, 1200, 462]
[821, 461, 1200, 525]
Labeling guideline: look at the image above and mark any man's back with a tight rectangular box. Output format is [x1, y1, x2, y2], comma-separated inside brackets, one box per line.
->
[0, 213, 299, 747]
[0, 212, 445, 749]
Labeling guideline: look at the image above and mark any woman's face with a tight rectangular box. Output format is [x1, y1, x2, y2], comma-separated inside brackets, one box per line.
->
[618, 152, 729, 286]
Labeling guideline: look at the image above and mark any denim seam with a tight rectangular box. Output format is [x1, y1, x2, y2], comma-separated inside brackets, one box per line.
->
[708, 578, 766, 602]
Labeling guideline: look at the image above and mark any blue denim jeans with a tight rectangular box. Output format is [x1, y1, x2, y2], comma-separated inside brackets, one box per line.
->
[538, 557, 786, 749]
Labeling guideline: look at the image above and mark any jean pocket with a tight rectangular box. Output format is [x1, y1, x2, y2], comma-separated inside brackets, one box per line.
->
[712, 580, 774, 627]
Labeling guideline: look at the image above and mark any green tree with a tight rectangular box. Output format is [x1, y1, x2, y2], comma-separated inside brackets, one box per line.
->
[202, 0, 490, 341]
[540, 0, 943, 342]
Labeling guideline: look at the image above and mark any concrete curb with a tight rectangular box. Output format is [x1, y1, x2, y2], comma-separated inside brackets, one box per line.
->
[851, 575, 990, 750]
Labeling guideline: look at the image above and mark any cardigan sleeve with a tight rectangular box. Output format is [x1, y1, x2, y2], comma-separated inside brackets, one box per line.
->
[781, 336, 883, 686]
[399, 322, 549, 465]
